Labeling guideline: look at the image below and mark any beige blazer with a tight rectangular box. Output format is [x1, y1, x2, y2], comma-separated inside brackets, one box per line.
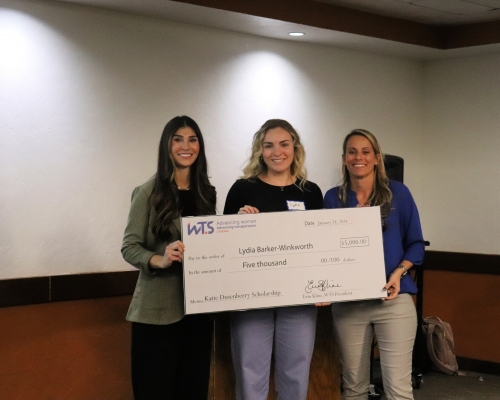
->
[121, 179, 184, 325]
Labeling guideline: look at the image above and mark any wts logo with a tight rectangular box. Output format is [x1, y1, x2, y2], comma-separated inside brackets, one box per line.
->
[187, 221, 214, 235]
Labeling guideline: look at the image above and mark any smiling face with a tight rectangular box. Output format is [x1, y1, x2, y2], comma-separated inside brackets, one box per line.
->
[343, 134, 380, 180]
[261, 127, 295, 175]
[170, 126, 200, 170]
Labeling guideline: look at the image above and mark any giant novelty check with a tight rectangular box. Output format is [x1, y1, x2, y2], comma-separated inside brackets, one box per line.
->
[182, 207, 386, 314]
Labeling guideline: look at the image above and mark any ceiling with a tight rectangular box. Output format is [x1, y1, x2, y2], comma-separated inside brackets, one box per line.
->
[319, 0, 500, 26]
[54, 0, 500, 60]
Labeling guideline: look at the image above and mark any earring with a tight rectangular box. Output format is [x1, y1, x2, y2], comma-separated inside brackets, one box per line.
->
[259, 156, 264, 165]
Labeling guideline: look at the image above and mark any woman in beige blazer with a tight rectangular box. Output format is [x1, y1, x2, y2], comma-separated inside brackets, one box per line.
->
[122, 115, 216, 400]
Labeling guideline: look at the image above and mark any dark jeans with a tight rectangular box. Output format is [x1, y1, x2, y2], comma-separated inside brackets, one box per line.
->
[131, 314, 213, 400]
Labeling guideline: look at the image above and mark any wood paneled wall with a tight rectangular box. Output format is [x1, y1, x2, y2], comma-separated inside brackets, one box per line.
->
[1, 250, 499, 399]
[0, 296, 133, 400]
[0, 297, 340, 400]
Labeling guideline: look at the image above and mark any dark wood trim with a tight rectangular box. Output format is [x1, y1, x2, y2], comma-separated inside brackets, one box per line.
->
[1, 250, 498, 308]
[51, 271, 139, 302]
[0, 277, 50, 308]
[441, 20, 500, 49]
[0, 271, 138, 308]
[173, 0, 500, 49]
[172, 0, 443, 48]
[424, 251, 500, 276]
[457, 357, 500, 376]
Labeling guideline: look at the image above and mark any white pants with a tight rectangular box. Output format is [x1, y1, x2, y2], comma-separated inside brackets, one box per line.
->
[331, 294, 417, 400]
[230, 306, 317, 400]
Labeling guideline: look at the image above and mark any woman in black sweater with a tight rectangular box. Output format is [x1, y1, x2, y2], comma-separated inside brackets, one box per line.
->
[223, 119, 323, 400]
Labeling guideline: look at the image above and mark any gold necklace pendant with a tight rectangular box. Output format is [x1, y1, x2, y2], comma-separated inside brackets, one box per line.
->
[175, 184, 190, 190]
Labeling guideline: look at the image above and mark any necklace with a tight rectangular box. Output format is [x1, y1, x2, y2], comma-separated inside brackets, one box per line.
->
[175, 184, 190, 190]
[262, 174, 294, 191]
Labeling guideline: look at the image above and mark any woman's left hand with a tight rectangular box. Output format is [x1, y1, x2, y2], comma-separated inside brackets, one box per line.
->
[382, 274, 401, 300]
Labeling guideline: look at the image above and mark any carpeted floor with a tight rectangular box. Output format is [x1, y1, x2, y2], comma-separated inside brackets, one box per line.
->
[375, 371, 500, 400]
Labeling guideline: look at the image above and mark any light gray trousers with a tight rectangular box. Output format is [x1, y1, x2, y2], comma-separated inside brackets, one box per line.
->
[331, 294, 417, 400]
[230, 306, 317, 400]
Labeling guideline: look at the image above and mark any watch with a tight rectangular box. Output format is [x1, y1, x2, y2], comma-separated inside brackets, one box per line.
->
[396, 264, 408, 277]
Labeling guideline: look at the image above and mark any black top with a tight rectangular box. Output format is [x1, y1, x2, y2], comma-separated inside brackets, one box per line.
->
[223, 178, 323, 214]
[178, 189, 197, 217]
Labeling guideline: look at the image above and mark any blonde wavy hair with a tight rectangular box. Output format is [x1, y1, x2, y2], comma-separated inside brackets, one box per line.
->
[339, 129, 392, 218]
[242, 119, 307, 188]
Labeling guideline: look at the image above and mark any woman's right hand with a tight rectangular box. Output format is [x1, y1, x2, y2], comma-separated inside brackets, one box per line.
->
[149, 240, 185, 269]
[161, 240, 185, 268]
[238, 205, 259, 214]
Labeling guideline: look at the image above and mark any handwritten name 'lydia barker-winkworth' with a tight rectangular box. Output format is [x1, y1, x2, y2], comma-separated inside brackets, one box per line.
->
[239, 242, 313, 256]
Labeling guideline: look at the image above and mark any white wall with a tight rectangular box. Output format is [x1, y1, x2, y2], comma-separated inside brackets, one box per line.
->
[422, 54, 500, 254]
[0, 0, 426, 279]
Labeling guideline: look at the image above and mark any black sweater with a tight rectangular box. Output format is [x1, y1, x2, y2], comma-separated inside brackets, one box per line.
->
[223, 178, 323, 215]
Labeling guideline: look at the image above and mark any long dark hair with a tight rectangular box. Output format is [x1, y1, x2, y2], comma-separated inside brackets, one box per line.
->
[150, 116, 216, 240]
